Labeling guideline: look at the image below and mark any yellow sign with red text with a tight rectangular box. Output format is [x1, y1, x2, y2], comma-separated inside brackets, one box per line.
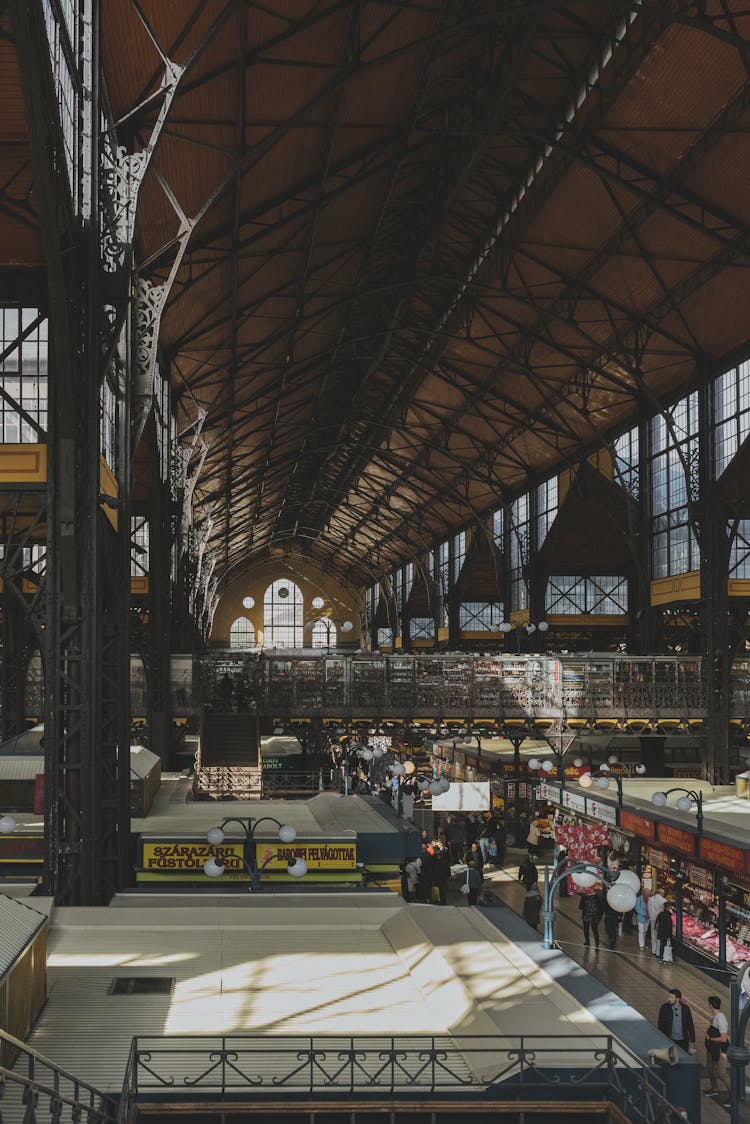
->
[255, 842, 357, 870]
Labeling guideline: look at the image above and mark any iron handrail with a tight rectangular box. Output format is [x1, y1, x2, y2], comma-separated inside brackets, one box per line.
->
[117, 1032, 693, 1124]
[0, 1028, 117, 1124]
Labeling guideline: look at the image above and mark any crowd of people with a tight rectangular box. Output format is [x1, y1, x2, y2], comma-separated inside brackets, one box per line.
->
[399, 815, 506, 906]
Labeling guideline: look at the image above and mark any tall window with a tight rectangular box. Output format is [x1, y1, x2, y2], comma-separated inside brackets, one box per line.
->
[614, 425, 639, 498]
[100, 377, 117, 469]
[366, 583, 378, 624]
[509, 493, 530, 611]
[130, 516, 149, 578]
[230, 617, 255, 648]
[459, 602, 503, 630]
[546, 576, 627, 615]
[403, 562, 414, 605]
[713, 359, 750, 477]
[409, 617, 434, 640]
[492, 508, 504, 550]
[730, 521, 750, 580]
[650, 392, 700, 578]
[452, 531, 466, 582]
[263, 579, 303, 647]
[536, 478, 558, 547]
[0, 307, 48, 441]
[436, 540, 450, 626]
[311, 619, 337, 648]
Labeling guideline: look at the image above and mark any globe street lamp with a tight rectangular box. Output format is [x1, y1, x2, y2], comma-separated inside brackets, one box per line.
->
[204, 816, 307, 891]
[651, 787, 704, 834]
[542, 859, 640, 950]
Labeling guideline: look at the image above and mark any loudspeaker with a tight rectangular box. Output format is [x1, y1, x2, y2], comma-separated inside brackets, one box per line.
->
[648, 1046, 677, 1066]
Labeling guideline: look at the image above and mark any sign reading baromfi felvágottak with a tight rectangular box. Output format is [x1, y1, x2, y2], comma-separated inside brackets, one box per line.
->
[141, 840, 357, 872]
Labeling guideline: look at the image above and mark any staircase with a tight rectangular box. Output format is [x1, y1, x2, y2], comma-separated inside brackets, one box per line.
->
[0, 1029, 116, 1124]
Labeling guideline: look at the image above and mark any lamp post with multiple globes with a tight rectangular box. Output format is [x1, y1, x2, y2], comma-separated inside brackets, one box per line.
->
[203, 816, 307, 891]
[543, 860, 641, 950]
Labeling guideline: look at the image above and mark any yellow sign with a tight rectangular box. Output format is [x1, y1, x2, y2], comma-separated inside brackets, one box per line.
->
[142, 841, 245, 872]
[256, 842, 357, 870]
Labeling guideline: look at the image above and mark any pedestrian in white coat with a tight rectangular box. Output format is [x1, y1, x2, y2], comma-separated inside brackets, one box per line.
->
[647, 890, 666, 955]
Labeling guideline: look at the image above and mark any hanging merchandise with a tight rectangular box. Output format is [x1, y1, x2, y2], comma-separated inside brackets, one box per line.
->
[554, 823, 610, 895]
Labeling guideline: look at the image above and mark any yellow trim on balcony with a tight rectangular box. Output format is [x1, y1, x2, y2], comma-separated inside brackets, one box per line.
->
[650, 571, 701, 605]
[0, 444, 47, 485]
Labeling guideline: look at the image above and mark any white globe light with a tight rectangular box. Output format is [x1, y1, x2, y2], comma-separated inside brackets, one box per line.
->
[391, 763, 406, 776]
[0, 814, 17, 834]
[371, 746, 384, 759]
[571, 869, 598, 888]
[311, 596, 324, 609]
[526, 623, 536, 633]
[599, 763, 610, 774]
[538, 621, 549, 632]
[278, 824, 296, 844]
[500, 621, 512, 633]
[595, 776, 611, 789]
[676, 796, 692, 813]
[437, 778, 451, 793]
[287, 857, 307, 878]
[429, 780, 443, 796]
[607, 884, 636, 913]
[579, 772, 593, 788]
[204, 857, 225, 878]
[360, 748, 373, 761]
[206, 826, 225, 846]
[541, 760, 555, 773]
[616, 870, 641, 892]
[607, 754, 618, 765]
[652, 791, 668, 807]
[528, 758, 541, 771]
[242, 595, 255, 609]
[304, 620, 315, 632]
[341, 620, 354, 633]
[635, 763, 647, 775]
[573, 758, 583, 768]
[417, 778, 431, 791]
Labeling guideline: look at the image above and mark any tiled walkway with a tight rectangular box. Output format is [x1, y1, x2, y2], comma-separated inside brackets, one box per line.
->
[481, 856, 748, 1124]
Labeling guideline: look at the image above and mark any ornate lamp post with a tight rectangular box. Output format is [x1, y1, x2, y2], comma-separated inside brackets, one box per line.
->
[203, 816, 307, 890]
[542, 859, 640, 951]
[651, 787, 704, 833]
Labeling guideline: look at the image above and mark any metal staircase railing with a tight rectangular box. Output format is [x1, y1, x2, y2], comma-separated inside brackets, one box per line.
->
[116, 1033, 695, 1124]
[0, 1029, 117, 1124]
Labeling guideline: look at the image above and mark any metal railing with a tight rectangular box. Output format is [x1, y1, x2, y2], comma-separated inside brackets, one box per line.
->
[117, 1033, 694, 1124]
[0, 1028, 116, 1124]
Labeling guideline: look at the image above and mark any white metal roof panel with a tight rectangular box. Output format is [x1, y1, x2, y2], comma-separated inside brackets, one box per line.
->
[0, 893, 46, 978]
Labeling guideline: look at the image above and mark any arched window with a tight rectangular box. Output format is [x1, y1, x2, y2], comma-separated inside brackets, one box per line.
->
[230, 616, 255, 649]
[311, 619, 336, 648]
[263, 580, 303, 648]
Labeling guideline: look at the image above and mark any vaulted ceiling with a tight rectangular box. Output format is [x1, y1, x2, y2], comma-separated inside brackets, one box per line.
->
[9, 1, 750, 591]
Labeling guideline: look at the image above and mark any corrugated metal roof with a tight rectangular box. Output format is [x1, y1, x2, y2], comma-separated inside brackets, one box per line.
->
[129, 746, 160, 780]
[0, 756, 43, 781]
[0, 894, 46, 978]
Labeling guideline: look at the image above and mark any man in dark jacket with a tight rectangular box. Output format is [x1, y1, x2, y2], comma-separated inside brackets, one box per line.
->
[523, 882, 542, 930]
[579, 890, 603, 947]
[657, 989, 696, 1053]
[431, 844, 451, 905]
[518, 855, 538, 889]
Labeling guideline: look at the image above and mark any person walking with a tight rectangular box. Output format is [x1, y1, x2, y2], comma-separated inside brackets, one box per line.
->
[403, 856, 421, 903]
[518, 854, 538, 890]
[478, 813, 498, 865]
[647, 889, 666, 955]
[634, 890, 649, 950]
[465, 840, 484, 871]
[526, 818, 542, 857]
[431, 843, 451, 905]
[656, 904, 674, 962]
[466, 860, 484, 906]
[603, 897, 622, 949]
[523, 881, 542, 930]
[704, 995, 729, 1099]
[579, 891, 603, 948]
[657, 988, 696, 1054]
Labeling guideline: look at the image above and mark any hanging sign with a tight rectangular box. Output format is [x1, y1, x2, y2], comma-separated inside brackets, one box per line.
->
[562, 790, 586, 813]
[587, 799, 617, 825]
[619, 811, 655, 840]
[656, 823, 694, 855]
[700, 837, 744, 872]
[644, 845, 670, 870]
[256, 841, 357, 871]
[538, 782, 561, 803]
[142, 840, 246, 872]
[685, 862, 714, 892]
